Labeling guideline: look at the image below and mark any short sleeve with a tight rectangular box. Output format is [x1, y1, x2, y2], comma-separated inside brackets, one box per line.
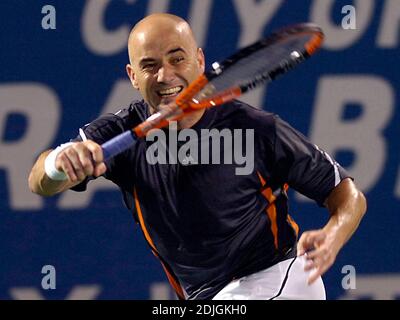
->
[272, 115, 352, 206]
[69, 101, 148, 192]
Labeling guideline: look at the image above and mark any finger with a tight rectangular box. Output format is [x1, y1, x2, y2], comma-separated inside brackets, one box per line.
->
[297, 243, 306, 257]
[307, 255, 334, 285]
[307, 263, 330, 285]
[64, 147, 86, 180]
[308, 269, 321, 285]
[78, 152, 94, 176]
[93, 162, 107, 177]
[74, 144, 95, 176]
[297, 231, 327, 256]
[297, 233, 314, 256]
[305, 247, 328, 261]
[57, 153, 78, 182]
[304, 259, 316, 272]
[297, 234, 308, 256]
[305, 231, 326, 247]
[84, 140, 104, 164]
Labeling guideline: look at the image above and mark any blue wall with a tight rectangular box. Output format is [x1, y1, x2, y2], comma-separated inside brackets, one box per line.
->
[1, 0, 399, 299]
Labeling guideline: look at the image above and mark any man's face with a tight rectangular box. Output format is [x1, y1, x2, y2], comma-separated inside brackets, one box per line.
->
[128, 25, 204, 112]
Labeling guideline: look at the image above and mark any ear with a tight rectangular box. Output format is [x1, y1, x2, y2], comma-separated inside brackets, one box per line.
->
[197, 48, 205, 73]
[126, 64, 139, 90]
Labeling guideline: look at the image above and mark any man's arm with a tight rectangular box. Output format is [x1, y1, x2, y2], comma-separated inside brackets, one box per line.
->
[28, 140, 106, 196]
[296, 178, 367, 284]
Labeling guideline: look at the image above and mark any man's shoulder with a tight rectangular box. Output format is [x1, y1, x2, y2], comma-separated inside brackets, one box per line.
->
[106, 99, 149, 126]
[219, 100, 278, 133]
[79, 100, 149, 142]
[84, 100, 148, 131]
[116, 99, 149, 123]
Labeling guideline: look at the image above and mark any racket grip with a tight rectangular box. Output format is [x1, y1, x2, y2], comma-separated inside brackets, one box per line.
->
[101, 130, 137, 161]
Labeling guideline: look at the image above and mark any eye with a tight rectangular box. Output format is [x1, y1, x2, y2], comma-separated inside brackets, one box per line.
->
[171, 56, 184, 64]
[142, 63, 156, 71]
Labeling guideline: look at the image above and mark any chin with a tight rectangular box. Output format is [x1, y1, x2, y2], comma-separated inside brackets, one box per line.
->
[149, 95, 179, 113]
[158, 99, 175, 109]
[160, 97, 176, 105]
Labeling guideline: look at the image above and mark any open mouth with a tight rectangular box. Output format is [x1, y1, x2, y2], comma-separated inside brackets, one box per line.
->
[157, 86, 184, 98]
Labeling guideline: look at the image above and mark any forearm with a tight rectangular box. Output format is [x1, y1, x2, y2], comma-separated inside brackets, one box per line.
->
[297, 178, 366, 283]
[323, 178, 367, 250]
[28, 150, 78, 196]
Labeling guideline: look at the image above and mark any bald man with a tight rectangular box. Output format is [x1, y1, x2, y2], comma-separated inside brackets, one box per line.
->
[29, 13, 366, 300]
[126, 14, 205, 127]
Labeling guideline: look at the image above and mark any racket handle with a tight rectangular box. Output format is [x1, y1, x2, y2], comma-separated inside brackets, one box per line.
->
[101, 130, 137, 161]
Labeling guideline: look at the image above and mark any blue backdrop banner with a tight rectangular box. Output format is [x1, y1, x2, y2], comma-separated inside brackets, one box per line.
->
[1, 0, 399, 300]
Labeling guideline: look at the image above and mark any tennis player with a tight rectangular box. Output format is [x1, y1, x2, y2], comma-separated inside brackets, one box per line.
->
[28, 13, 367, 300]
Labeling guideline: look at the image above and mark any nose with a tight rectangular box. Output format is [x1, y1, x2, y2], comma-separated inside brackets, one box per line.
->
[156, 64, 174, 83]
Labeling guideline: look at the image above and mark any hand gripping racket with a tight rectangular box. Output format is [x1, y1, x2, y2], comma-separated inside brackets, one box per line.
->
[101, 23, 324, 160]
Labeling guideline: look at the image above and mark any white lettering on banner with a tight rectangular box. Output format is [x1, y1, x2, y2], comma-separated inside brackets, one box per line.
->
[338, 274, 400, 300]
[377, 0, 400, 48]
[78, 0, 399, 55]
[147, 0, 170, 15]
[233, 0, 283, 46]
[101, 79, 142, 114]
[309, 76, 394, 193]
[232, 0, 283, 108]
[82, 0, 172, 56]
[9, 285, 101, 300]
[311, 0, 374, 50]
[0, 84, 60, 210]
[150, 282, 176, 300]
[58, 80, 139, 209]
[188, 0, 213, 48]
[81, 0, 136, 56]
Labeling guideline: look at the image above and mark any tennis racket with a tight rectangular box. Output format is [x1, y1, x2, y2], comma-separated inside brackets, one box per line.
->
[101, 23, 324, 160]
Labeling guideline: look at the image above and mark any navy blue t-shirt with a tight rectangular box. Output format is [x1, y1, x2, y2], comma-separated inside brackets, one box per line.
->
[71, 99, 351, 300]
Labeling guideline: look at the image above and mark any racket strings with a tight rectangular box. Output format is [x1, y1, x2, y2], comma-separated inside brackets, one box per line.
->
[208, 35, 312, 94]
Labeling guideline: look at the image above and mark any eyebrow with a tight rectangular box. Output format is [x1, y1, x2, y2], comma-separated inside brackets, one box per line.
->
[139, 57, 156, 66]
[167, 47, 186, 55]
[138, 47, 186, 66]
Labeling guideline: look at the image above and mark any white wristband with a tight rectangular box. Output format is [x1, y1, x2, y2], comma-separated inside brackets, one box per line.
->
[44, 142, 75, 181]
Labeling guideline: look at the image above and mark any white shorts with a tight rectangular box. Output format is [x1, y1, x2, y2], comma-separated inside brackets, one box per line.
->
[212, 255, 326, 300]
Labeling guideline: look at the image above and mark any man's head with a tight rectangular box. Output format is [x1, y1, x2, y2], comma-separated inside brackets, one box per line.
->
[126, 14, 205, 112]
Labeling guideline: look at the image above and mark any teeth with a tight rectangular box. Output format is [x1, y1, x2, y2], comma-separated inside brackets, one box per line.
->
[158, 86, 182, 96]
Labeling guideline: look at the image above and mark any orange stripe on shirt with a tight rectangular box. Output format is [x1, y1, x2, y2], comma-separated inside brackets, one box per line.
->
[287, 214, 299, 236]
[257, 171, 279, 249]
[257, 171, 266, 186]
[133, 188, 157, 251]
[267, 203, 279, 249]
[133, 187, 185, 299]
[160, 262, 185, 300]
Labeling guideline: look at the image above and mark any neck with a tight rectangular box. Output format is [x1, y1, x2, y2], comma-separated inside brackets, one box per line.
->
[176, 108, 205, 129]
[149, 104, 206, 130]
